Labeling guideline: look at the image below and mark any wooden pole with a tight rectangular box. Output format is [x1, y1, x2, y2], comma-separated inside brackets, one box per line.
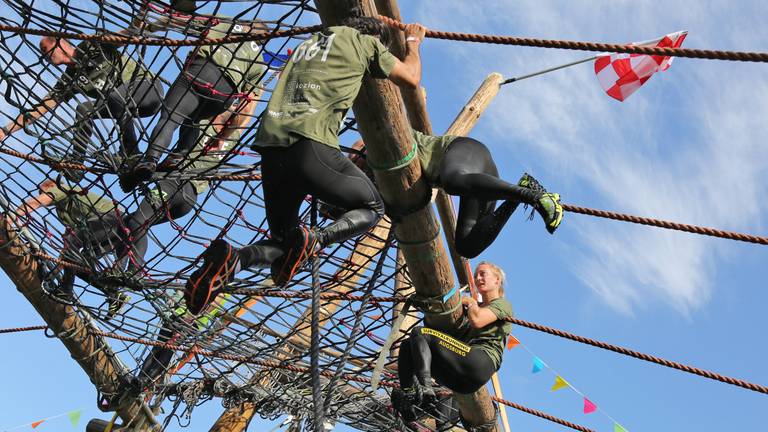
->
[313, 1, 499, 430]
[0, 219, 155, 430]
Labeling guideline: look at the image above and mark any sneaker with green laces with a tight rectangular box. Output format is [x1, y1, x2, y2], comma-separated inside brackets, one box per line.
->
[536, 192, 563, 234]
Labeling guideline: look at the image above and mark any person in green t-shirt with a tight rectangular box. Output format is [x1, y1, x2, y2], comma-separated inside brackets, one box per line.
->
[122, 17, 267, 192]
[0, 37, 163, 181]
[391, 261, 514, 422]
[12, 178, 130, 318]
[183, 15, 427, 315]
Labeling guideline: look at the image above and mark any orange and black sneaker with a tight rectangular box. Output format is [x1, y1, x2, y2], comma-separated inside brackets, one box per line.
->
[185, 239, 239, 315]
[270, 226, 320, 286]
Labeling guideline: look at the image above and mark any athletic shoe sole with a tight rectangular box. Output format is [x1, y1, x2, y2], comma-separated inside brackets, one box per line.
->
[185, 239, 236, 315]
[271, 226, 316, 286]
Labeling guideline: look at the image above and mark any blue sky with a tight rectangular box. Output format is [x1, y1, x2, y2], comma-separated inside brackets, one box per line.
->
[2, 1, 768, 431]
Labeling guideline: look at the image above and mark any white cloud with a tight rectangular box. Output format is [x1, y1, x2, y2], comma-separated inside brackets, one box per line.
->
[412, 0, 768, 314]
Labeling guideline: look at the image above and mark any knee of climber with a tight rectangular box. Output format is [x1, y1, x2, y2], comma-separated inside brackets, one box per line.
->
[75, 102, 94, 120]
[455, 236, 483, 259]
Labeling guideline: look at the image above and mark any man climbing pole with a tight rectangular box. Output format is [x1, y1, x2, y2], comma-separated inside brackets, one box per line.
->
[0, 37, 162, 181]
[183, 12, 427, 314]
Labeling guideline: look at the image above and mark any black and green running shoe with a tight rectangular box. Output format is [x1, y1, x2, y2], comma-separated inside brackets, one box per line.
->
[106, 292, 131, 319]
[518, 172, 548, 194]
[518, 173, 563, 234]
[536, 192, 563, 234]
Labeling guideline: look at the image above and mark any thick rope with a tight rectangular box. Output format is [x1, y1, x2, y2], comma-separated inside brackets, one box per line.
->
[563, 204, 768, 245]
[0, 324, 47, 334]
[376, 16, 768, 63]
[491, 397, 595, 432]
[3, 18, 768, 63]
[506, 317, 768, 394]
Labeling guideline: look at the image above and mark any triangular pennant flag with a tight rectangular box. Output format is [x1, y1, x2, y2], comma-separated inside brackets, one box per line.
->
[583, 397, 597, 414]
[532, 356, 545, 373]
[31, 420, 45, 428]
[68, 410, 83, 427]
[550, 375, 569, 391]
[506, 334, 520, 350]
[614, 423, 628, 432]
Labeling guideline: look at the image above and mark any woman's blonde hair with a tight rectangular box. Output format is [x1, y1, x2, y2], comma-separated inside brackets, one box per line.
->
[475, 261, 506, 295]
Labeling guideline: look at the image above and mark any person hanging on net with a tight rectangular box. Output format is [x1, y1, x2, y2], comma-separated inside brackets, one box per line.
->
[120, 17, 267, 192]
[9, 178, 131, 318]
[117, 98, 258, 279]
[0, 37, 163, 181]
[182, 12, 427, 315]
[391, 261, 514, 422]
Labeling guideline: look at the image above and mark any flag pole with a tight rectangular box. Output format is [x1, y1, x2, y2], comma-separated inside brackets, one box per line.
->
[501, 55, 598, 85]
[500, 32, 684, 85]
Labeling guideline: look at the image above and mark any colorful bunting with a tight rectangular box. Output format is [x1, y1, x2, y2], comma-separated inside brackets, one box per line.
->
[68, 410, 82, 427]
[614, 423, 628, 432]
[531, 356, 545, 373]
[550, 375, 569, 391]
[506, 334, 520, 350]
[31, 420, 45, 428]
[583, 398, 597, 414]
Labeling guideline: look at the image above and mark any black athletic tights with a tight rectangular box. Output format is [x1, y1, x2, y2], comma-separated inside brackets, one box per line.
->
[145, 56, 235, 161]
[73, 78, 163, 158]
[437, 137, 540, 258]
[398, 326, 496, 395]
[238, 139, 385, 269]
[121, 180, 197, 270]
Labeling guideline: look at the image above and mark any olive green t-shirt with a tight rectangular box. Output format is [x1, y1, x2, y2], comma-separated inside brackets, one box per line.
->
[411, 129, 458, 183]
[197, 21, 267, 93]
[47, 41, 151, 102]
[464, 297, 514, 370]
[255, 26, 397, 150]
[187, 121, 243, 194]
[45, 184, 118, 228]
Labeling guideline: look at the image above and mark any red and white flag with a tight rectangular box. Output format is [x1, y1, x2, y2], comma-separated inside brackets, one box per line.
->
[594, 30, 688, 102]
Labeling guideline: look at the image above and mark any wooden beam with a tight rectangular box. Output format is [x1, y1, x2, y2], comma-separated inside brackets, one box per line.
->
[0, 219, 155, 429]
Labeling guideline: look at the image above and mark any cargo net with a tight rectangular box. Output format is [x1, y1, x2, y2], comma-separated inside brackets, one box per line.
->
[0, 1, 449, 431]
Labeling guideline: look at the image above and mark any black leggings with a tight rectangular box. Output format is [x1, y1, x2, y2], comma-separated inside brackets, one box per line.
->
[139, 326, 176, 382]
[437, 137, 540, 258]
[240, 139, 384, 268]
[145, 56, 235, 161]
[121, 179, 197, 269]
[73, 78, 163, 158]
[398, 326, 496, 395]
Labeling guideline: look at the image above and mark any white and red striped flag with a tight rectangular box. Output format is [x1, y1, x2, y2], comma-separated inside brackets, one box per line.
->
[594, 31, 688, 102]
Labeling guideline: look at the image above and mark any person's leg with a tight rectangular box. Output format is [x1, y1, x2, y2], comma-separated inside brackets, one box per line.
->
[138, 325, 176, 385]
[392, 337, 419, 422]
[102, 79, 164, 157]
[397, 337, 417, 389]
[268, 140, 384, 285]
[301, 140, 384, 247]
[454, 196, 519, 259]
[185, 147, 304, 312]
[440, 137, 563, 239]
[439, 137, 539, 204]
[71, 101, 95, 163]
